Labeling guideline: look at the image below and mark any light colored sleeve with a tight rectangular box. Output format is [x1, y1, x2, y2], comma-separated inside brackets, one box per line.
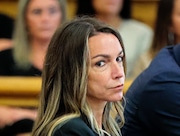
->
[130, 52, 152, 80]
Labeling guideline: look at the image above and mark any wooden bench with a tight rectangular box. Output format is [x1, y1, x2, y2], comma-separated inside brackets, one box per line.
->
[0, 76, 132, 107]
[0, 77, 41, 107]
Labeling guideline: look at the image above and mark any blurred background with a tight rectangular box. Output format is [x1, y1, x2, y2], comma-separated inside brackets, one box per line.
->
[0, 0, 159, 29]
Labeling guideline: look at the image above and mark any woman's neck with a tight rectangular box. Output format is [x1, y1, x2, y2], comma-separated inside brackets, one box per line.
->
[30, 39, 50, 70]
[95, 14, 122, 29]
[87, 98, 107, 129]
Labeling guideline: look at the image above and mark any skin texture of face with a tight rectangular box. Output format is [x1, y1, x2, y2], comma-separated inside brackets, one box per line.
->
[92, 0, 123, 16]
[87, 33, 125, 107]
[171, 0, 180, 43]
[26, 0, 62, 41]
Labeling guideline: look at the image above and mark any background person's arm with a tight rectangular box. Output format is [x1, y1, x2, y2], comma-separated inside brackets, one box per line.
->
[0, 106, 37, 128]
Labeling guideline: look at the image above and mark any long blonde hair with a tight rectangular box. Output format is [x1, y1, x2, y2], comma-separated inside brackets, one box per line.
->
[13, 0, 66, 69]
[32, 17, 126, 136]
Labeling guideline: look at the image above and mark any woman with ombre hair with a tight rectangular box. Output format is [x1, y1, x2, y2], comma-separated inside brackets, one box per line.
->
[32, 17, 126, 136]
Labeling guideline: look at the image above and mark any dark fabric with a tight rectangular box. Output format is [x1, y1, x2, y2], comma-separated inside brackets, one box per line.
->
[53, 115, 98, 136]
[0, 13, 14, 39]
[0, 119, 34, 136]
[0, 49, 41, 76]
[122, 45, 180, 136]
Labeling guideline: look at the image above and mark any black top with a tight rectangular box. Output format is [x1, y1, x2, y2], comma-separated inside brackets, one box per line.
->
[53, 117, 98, 136]
[0, 49, 41, 76]
[52, 113, 110, 136]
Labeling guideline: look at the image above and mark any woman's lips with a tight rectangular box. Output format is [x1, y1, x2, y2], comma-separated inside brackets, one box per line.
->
[110, 84, 124, 91]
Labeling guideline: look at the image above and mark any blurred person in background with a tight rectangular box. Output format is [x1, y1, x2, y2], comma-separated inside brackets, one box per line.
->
[0, 0, 66, 75]
[131, 0, 180, 79]
[76, 0, 153, 79]
[0, 0, 66, 135]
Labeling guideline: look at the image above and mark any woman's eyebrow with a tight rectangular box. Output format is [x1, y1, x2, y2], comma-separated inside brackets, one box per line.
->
[92, 50, 123, 59]
[119, 50, 123, 55]
[92, 54, 110, 59]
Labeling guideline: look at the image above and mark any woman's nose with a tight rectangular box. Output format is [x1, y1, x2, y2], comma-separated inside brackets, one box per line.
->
[41, 11, 50, 21]
[111, 62, 124, 79]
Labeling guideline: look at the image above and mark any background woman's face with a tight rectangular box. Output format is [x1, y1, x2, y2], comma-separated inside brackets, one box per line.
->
[171, 0, 180, 41]
[92, 0, 123, 16]
[26, 0, 62, 41]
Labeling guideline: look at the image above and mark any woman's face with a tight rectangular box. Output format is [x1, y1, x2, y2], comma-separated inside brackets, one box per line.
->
[87, 33, 125, 105]
[92, 0, 123, 16]
[171, 0, 180, 42]
[26, 0, 62, 41]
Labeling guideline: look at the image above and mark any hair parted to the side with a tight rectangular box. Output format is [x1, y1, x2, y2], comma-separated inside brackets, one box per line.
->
[32, 16, 126, 136]
[150, 0, 174, 58]
[12, 0, 66, 69]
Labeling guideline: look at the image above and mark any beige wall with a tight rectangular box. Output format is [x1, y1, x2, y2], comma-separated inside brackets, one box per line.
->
[0, 0, 77, 19]
[131, 0, 159, 28]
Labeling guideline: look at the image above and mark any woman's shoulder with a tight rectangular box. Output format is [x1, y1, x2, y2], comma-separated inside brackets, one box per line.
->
[0, 48, 41, 76]
[53, 117, 97, 136]
[0, 48, 14, 66]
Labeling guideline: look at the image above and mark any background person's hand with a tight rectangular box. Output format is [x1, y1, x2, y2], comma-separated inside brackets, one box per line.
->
[0, 106, 37, 128]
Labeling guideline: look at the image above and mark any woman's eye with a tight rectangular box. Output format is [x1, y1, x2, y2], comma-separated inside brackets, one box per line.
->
[95, 61, 105, 67]
[32, 9, 41, 15]
[116, 56, 123, 62]
[49, 8, 58, 14]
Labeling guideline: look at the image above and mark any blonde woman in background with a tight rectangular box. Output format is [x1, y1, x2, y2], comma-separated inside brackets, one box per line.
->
[0, 0, 66, 135]
[0, 0, 66, 75]
[32, 17, 126, 136]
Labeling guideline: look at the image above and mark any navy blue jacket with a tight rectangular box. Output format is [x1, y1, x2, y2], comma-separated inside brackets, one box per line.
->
[122, 45, 180, 136]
